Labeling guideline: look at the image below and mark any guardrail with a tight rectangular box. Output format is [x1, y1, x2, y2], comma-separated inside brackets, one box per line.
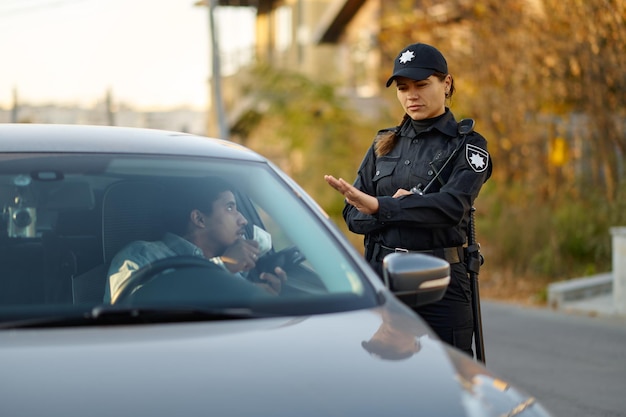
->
[546, 226, 626, 317]
[547, 273, 612, 310]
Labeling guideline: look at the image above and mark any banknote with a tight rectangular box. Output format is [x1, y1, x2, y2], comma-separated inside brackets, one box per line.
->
[252, 224, 272, 257]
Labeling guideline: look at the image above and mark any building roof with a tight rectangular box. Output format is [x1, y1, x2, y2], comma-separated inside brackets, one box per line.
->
[216, 0, 276, 14]
[313, 0, 366, 44]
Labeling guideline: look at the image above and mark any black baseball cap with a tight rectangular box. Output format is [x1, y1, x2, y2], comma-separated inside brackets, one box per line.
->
[385, 43, 448, 87]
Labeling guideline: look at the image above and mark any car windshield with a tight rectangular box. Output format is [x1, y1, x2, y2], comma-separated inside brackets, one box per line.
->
[0, 152, 378, 325]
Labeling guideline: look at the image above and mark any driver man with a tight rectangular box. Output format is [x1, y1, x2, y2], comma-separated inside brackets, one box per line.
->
[103, 177, 286, 303]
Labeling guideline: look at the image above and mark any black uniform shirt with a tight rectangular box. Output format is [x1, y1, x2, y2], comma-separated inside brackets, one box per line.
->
[344, 109, 491, 252]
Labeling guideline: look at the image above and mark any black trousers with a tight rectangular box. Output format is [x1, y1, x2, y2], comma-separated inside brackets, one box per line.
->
[371, 258, 475, 357]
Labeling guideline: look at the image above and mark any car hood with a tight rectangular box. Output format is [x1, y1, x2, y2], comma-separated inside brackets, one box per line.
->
[0, 300, 548, 417]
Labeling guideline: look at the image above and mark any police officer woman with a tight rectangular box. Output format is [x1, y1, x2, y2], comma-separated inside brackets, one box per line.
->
[325, 42, 492, 356]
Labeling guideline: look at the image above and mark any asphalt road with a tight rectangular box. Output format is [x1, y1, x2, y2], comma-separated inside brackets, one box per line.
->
[481, 301, 626, 417]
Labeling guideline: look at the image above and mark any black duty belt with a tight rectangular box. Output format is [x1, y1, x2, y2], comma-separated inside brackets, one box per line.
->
[377, 244, 464, 264]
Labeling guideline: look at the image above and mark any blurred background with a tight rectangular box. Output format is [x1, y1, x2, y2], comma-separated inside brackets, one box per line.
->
[2, 0, 625, 305]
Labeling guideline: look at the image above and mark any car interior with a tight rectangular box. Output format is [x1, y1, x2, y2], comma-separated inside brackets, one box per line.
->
[0, 173, 99, 306]
[0, 153, 364, 313]
[71, 180, 169, 304]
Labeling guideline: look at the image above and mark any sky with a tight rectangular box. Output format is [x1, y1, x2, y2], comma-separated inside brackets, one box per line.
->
[0, 0, 255, 111]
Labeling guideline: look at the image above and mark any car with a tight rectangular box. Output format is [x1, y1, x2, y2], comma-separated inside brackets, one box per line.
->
[0, 123, 552, 417]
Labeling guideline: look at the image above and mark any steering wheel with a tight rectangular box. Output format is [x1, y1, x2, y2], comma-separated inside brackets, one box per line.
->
[254, 246, 305, 274]
[111, 256, 264, 305]
[249, 246, 326, 295]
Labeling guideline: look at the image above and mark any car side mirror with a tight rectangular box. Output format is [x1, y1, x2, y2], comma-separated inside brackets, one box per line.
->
[382, 253, 450, 307]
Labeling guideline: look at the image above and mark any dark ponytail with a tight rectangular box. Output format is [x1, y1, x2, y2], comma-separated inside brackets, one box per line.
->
[374, 114, 409, 157]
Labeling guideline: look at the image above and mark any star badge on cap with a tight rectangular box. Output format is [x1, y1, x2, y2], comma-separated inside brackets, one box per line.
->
[399, 50, 415, 64]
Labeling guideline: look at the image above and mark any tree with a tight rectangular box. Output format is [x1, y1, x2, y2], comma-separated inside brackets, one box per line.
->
[231, 64, 379, 227]
[381, 0, 626, 200]
[379, 0, 626, 279]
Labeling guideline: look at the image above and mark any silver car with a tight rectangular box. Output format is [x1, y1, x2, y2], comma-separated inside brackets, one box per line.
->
[0, 123, 552, 417]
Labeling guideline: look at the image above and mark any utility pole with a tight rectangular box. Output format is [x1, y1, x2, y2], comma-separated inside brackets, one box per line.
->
[11, 87, 18, 123]
[194, 0, 229, 140]
[105, 88, 116, 126]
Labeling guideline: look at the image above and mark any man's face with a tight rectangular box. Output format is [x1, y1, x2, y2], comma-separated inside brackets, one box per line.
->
[204, 191, 248, 252]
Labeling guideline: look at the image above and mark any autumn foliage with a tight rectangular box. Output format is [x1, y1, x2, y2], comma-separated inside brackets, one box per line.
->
[239, 0, 626, 297]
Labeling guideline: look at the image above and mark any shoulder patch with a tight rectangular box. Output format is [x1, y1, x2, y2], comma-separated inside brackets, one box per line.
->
[465, 144, 489, 173]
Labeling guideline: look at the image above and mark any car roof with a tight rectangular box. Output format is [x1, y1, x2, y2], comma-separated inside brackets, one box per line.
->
[0, 123, 265, 162]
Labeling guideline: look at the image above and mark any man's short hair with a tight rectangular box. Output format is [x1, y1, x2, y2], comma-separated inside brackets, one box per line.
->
[165, 176, 237, 234]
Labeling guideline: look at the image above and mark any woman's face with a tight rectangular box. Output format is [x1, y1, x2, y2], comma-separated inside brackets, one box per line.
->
[395, 75, 451, 120]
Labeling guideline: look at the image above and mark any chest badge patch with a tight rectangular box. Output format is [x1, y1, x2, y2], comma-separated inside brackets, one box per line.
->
[465, 144, 489, 172]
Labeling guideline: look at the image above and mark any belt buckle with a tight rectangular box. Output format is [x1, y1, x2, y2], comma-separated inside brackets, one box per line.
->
[395, 248, 409, 253]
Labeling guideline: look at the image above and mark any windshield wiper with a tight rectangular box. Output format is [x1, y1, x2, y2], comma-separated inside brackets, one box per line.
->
[0, 305, 274, 329]
[90, 305, 272, 323]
